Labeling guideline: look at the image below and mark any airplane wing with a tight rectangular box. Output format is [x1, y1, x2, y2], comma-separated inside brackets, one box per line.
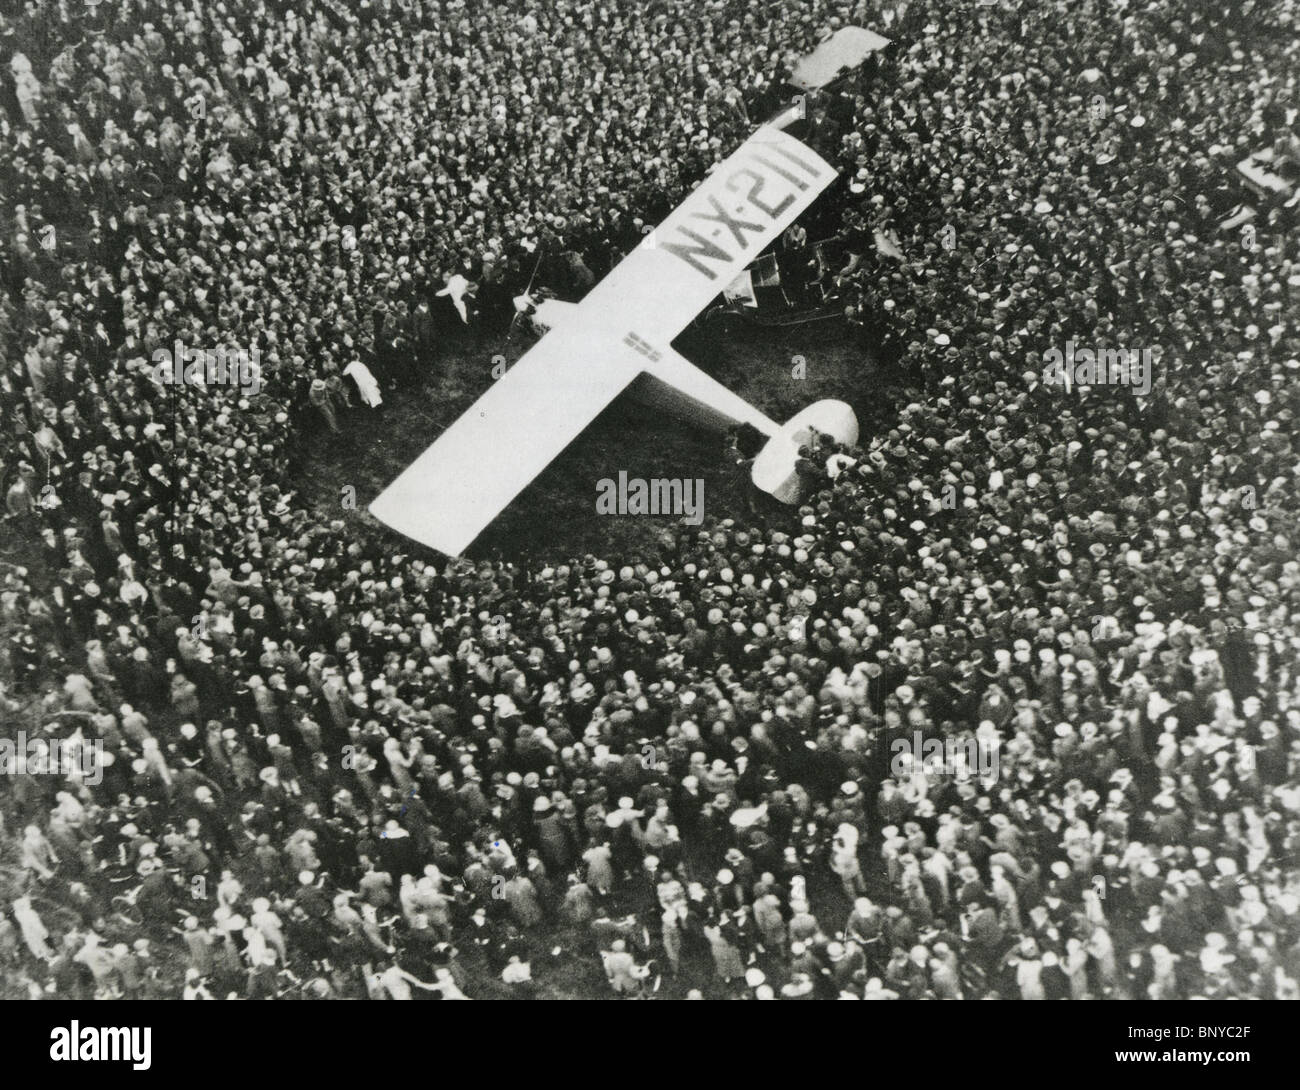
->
[367, 328, 643, 557]
[370, 125, 837, 555]
[587, 125, 837, 345]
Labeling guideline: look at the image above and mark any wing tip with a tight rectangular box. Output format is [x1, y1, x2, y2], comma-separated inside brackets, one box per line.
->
[368, 493, 468, 557]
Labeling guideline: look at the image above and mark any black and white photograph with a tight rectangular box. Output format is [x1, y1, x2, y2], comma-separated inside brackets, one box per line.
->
[0, 0, 1296, 1063]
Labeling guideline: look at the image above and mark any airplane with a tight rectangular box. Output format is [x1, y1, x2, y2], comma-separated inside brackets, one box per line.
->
[370, 27, 888, 557]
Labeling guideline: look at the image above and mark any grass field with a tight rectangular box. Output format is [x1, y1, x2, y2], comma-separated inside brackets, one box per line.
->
[294, 312, 904, 565]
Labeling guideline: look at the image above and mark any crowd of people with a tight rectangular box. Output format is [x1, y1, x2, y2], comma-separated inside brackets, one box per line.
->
[1, 0, 1299, 1000]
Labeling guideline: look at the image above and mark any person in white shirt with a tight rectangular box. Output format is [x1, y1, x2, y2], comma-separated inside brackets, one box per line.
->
[343, 359, 382, 408]
[436, 273, 474, 323]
